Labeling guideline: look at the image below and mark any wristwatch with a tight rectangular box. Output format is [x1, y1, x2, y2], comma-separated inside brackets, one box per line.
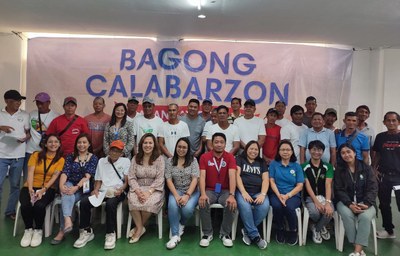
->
[229, 192, 235, 196]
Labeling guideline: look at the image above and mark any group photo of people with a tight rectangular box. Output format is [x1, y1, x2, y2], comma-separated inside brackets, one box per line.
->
[0, 89, 399, 256]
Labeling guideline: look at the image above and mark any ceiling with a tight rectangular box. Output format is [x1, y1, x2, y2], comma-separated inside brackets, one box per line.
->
[1, 0, 400, 48]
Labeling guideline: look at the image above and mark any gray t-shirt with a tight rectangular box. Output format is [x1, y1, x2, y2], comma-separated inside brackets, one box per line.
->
[165, 158, 200, 192]
[180, 115, 205, 154]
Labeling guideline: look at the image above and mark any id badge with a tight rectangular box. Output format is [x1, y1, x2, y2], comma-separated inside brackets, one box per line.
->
[215, 183, 222, 193]
[83, 179, 90, 194]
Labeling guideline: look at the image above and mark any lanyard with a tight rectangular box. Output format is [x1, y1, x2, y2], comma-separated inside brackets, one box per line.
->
[348, 169, 357, 202]
[42, 156, 55, 187]
[213, 157, 224, 176]
[311, 166, 322, 195]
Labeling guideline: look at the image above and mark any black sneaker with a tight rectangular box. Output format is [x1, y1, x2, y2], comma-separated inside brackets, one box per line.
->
[286, 230, 298, 246]
[276, 229, 285, 244]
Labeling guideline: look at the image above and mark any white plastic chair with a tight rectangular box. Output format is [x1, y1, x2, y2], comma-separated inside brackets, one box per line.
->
[336, 213, 378, 255]
[266, 206, 303, 246]
[197, 203, 239, 240]
[126, 208, 163, 239]
[100, 201, 123, 239]
[13, 201, 52, 237]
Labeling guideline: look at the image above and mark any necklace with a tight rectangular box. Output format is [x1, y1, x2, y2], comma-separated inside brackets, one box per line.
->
[78, 152, 90, 167]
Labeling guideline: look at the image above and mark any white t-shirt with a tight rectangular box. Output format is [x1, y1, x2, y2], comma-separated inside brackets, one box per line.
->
[280, 122, 308, 162]
[126, 112, 142, 123]
[234, 116, 266, 145]
[95, 157, 130, 191]
[158, 121, 190, 155]
[133, 115, 164, 143]
[202, 120, 214, 138]
[26, 110, 59, 153]
[206, 123, 240, 152]
[0, 108, 30, 158]
[276, 118, 291, 128]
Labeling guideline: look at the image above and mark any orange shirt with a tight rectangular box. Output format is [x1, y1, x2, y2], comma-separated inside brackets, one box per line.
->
[25, 151, 65, 188]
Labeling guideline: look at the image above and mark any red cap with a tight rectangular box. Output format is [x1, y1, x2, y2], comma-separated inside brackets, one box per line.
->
[110, 140, 125, 150]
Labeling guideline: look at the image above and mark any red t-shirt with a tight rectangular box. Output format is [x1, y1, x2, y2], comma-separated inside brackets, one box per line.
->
[199, 151, 237, 191]
[47, 114, 89, 156]
[263, 124, 281, 159]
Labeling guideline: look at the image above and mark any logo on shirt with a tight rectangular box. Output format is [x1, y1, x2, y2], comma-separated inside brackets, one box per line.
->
[71, 128, 80, 135]
[290, 169, 296, 176]
[359, 174, 364, 180]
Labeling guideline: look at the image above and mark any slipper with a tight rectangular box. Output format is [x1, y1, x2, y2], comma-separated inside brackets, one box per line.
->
[128, 227, 136, 238]
[129, 227, 146, 243]
[64, 226, 73, 234]
[51, 237, 65, 245]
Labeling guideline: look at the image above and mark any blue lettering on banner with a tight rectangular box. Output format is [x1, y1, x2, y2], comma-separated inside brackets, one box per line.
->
[137, 48, 157, 70]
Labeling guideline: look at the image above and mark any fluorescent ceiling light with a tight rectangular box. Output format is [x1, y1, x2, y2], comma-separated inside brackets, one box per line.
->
[25, 32, 157, 41]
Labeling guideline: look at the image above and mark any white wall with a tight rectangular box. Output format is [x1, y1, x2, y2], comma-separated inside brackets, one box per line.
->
[0, 33, 26, 109]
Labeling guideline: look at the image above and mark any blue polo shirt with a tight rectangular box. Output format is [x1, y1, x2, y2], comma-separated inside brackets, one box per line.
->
[299, 127, 336, 163]
[336, 129, 369, 161]
[269, 160, 304, 195]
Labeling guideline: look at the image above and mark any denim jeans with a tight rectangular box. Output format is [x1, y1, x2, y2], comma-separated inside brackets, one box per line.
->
[236, 191, 270, 240]
[168, 190, 200, 236]
[337, 201, 376, 247]
[59, 181, 83, 229]
[305, 196, 333, 232]
[22, 153, 32, 183]
[0, 157, 24, 215]
[270, 193, 301, 231]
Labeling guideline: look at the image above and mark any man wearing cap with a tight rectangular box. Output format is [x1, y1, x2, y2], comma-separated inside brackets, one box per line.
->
[356, 105, 375, 151]
[133, 96, 163, 145]
[158, 103, 190, 158]
[234, 99, 266, 151]
[74, 140, 129, 250]
[323, 108, 338, 131]
[201, 99, 213, 122]
[24, 92, 59, 181]
[126, 96, 141, 122]
[0, 90, 30, 219]
[263, 108, 281, 164]
[274, 100, 291, 128]
[46, 96, 89, 156]
[84, 97, 111, 158]
[299, 112, 337, 166]
[303, 96, 318, 128]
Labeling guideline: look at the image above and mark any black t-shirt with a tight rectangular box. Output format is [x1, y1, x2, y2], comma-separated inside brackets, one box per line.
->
[373, 131, 400, 174]
[236, 156, 268, 194]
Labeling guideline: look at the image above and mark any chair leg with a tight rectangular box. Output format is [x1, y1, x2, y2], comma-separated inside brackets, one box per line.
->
[266, 207, 273, 243]
[372, 218, 378, 255]
[44, 203, 52, 237]
[116, 202, 122, 239]
[338, 215, 344, 252]
[262, 217, 267, 241]
[231, 210, 238, 240]
[158, 210, 163, 239]
[302, 208, 309, 246]
[126, 214, 132, 239]
[13, 201, 21, 237]
[296, 207, 302, 247]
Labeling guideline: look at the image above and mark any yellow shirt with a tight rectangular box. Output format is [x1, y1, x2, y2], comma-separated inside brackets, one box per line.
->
[25, 151, 65, 188]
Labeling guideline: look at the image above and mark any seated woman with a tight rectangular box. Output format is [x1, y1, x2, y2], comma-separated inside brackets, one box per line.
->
[51, 133, 98, 244]
[269, 140, 304, 246]
[335, 143, 378, 256]
[165, 137, 200, 249]
[73, 140, 129, 250]
[236, 140, 269, 249]
[103, 103, 135, 159]
[302, 140, 334, 244]
[19, 134, 64, 247]
[127, 133, 164, 243]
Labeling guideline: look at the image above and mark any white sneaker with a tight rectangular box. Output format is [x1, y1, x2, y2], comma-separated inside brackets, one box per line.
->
[376, 230, 396, 239]
[104, 233, 116, 250]
[30, 229, 43, 247]
[311, 226, 322, 244]
[199, 235, 213, 247]
[219, 234, 233, 247]
[74, 229, 95, 248]
[320, 226, 331, 240]
[20, 228, 33, 247]
[241, 228, 251, 245]
[166, 235, 181, 249]
[179, 223, 185, 237]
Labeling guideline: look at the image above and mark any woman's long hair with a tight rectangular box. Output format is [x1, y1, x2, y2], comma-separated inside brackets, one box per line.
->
[37, 134, 63, 164]
[72, 133, 93, 159]
[337, 143, 357, 169]
[274, 140, 297, 163]
[172, 137, 193, 168]
[135, 133, 161, 165]
[240, 140, 264, 164]
[109, 103, 127, 127]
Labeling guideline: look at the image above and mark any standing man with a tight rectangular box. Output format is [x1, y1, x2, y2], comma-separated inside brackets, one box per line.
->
[126, 96, 141, 122]
[200, 99, 213, 122]
[85, 97, 111, 158]
[234, 99, 266, 151]
[227, 97, 243, 124]
[323, 108, 338, 131]
[46, 96, 89, 156]
[303, 96, 318, 128]
[158, 103, 190, 158]
[0, 90, 30, 219]
[372, 111, 400, 239]
[299, 112, 336, 166]
[206, 105, 240, 155]
[275, 101, 291, 128]
[280, 105, 308, 162]
[356, 105, 375, 155]
[25, 92, 59, 181]
[263, 108, 281, 165]
[180, 99, 205, 159]
[335, 111, 369, 164]
[133, 96, 163, 144]
[198, 132, 237, 248]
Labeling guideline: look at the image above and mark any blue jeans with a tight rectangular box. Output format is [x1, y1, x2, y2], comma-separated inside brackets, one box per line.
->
[270, 193, 301, 231]
[236, 191, 270, 240]
[168, 190, 200, 236]
[59, 181, 83, 229]
[0, 158, 24, 215]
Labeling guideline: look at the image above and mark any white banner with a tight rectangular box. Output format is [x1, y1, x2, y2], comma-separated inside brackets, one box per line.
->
[27, 38, 353, 119]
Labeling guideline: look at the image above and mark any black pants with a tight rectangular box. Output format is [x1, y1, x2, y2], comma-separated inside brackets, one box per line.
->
[378, 173, 400, 233]
[19, 187, 55, 229]
[79, 193, 125, 234]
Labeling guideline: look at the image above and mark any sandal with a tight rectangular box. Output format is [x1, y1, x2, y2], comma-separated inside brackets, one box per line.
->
[129, 227, 146, 243]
